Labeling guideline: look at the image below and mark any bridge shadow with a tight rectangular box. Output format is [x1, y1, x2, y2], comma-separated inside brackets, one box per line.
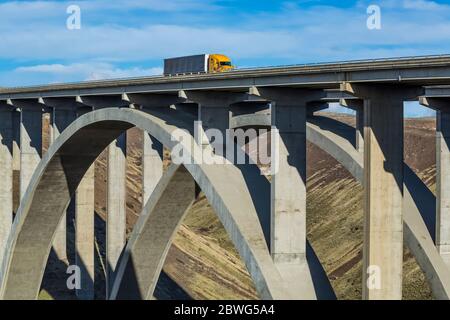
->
[307, 115, 356, 147]
[404, 165, 436, 241]
[40, 248, 76, 300]
[307, 242, 337, 300]
[112, 243, 192, 300]
[155, 271, 192, 300]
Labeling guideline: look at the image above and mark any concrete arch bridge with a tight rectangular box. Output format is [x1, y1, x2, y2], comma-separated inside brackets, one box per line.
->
[1, 56, 450, 299]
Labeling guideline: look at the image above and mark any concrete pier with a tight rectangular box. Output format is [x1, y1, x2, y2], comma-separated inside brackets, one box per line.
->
[12, 110, 20, 172]
[249, 87, 323, 266]
[19, 107, 42, 199]
[51, 107, 77, 262]
[436, 108, 450, 267]
[270, 102, 307, 264]
[0, 107, 13, 262]
[356, 106, 364, 153]
[74, 107, 96, 300]
[341, 83, 408, 299]
[75, 163, 95, 300]
[11, 110, 20, 216]
[363, 95, 404, 299]
[106, 133, 127, 294]
[142, 131, 163, 204]
[249, 87, 327, 299]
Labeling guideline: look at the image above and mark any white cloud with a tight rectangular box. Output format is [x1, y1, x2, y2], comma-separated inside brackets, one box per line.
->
[0, 0, 219, 13]
[14, 62, 163, 83]
[402, 0, 444, 10]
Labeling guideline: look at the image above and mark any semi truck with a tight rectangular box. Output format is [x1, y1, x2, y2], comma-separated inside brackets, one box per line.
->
[164, 54, 234, 76]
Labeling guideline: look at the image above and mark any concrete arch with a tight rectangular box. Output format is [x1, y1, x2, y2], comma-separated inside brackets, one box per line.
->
[308, 116, 450, 299]
[231, 113, 450, 299]
[0, 107, 296, 300]
[109, 164, 191, 299]
[109, 163, 335, 300]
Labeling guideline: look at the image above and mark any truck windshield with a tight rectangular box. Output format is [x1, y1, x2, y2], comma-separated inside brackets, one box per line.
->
[220, 62, 232, 66]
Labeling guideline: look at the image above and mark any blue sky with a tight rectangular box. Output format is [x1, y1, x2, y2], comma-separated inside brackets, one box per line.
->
[1, 0, 449, 116]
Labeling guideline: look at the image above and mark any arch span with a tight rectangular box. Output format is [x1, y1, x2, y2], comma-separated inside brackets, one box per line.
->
[231, 112, 450, 299]
[0, 107, 308, 300]
[110, 164, 193, 299]
[308, 116, 450, 299]
[110, 160, 334, 300]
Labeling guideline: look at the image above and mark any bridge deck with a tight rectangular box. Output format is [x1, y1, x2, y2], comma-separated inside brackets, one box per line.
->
[2, 55, 450, 99]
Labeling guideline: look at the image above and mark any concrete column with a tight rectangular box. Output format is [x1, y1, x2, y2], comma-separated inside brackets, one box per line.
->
[0, 108, 13, 261]
[12, 110, 20, 215]
[106, 133, 127, 294]
[363, 97, 404, 300]
[19, 108, 42, 199]
[271, 102, 307, 265]
[75, 107, 96, 300]
[51, 108, 77, 262]
[436, 109, 450, 268]
[12, 110, 20, 172]
[75, 163, 95, 300]
[356, 106, 364, 153]
[142, 131, 163, 204]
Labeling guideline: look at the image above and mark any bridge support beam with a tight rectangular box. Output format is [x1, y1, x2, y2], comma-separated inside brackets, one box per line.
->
[106, 133, 127, 295]
[436, 108, 450, 268]
[270, 102, 307, 265]
[50, 106, 77, 262]
[11, 111, 20, 215]
[250, 87, 325, 299]
[363, 97, 404, 300]
[12, 110, 20, 172]
[75, 96, 130, 299]
[18, 105, 42, 199]
[356, 106, 364, 153]
[250, 88, 323, 262]
[75, 163, 95, 300]
[73, 107, 96, 300]
[142, 132, 163, 204]
[341, 83, 421, 300]
[47, 104, 92, 294]
[0, 107, 13, 263]
[420, 97, 450, 268]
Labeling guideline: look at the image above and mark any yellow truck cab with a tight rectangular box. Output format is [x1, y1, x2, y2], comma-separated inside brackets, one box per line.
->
[208, 54, 234, 73]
